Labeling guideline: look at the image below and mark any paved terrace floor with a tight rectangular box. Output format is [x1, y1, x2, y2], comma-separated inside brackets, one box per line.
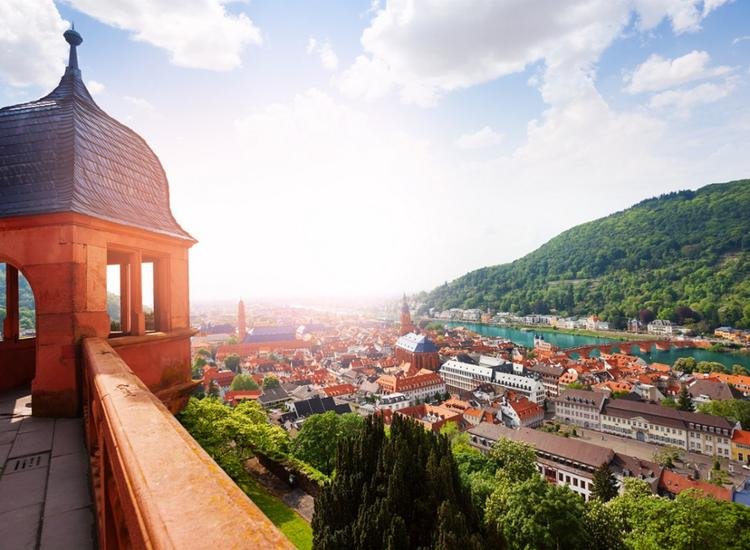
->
[0, 387, 95, 549]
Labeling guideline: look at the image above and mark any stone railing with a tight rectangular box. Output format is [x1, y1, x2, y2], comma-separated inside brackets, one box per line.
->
[82, 337, 294, 549]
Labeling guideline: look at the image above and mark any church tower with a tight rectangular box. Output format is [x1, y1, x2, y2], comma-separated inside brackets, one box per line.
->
[238, 299, 247, 341]
[399, 294, 414, 336]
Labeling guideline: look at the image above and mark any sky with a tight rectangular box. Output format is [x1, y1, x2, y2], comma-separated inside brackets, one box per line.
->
[1, 0, 749, 303]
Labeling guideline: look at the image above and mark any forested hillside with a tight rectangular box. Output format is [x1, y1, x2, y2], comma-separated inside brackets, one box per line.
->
[423, 180, 750, 330]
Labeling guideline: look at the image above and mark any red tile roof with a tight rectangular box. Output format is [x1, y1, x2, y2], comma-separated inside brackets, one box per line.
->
[732, 429, 750, 446]
[658, 470, 731, 501]
[323, 384, 356, 397]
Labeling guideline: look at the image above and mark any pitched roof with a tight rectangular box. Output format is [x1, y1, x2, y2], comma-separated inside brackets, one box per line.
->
[292, 396, 351, 418]
[555, 388, 607, 410]
[603, 399, 735, 431]
[0, 30, 192, 240]
[468, 423, 614, 469]
[396, 332, 438, 353]
[258, 386, 290, 405]
[242, 326, 297, 344]
[732, 429, 750, 446]
[688, 379, 739, 401]
[659, 469, 731, 501]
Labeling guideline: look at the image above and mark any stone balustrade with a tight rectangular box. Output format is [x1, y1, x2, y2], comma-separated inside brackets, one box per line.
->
[82, 337, 294, 549]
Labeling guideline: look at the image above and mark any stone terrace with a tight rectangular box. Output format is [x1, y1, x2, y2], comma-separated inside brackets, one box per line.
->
[0, 387, 95, 549]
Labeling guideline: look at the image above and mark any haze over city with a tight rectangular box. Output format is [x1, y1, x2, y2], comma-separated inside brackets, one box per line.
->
[2, 0, 749, 300]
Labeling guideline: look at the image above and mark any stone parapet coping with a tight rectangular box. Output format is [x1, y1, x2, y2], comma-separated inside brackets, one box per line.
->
[82, 337, 294, 549]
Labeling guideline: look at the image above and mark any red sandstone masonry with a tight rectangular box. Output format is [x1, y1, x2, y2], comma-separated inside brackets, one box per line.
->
[82, 337, 294, 549]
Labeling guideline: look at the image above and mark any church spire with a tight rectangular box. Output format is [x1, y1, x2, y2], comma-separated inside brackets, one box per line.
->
[237, 298, 247, 341]
[63, 26, 83, 76]
[399, 294, 414, 336]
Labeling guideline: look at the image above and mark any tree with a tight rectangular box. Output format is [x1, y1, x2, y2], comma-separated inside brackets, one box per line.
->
[489, 437, 538, 483]
[191, 356, 207, 379]
[677, 385, 695, 412]
[229, 374, 258, 391]
[653, 446, 682, 468]
[661, 397, 678, 408]
[584, 499, 625, 550]
[224, 353, 241, 373]
[207, 381, 220, 398]
[695, 361, 727, 374]
[639, 308, 655, 325]
[262, 375, 280, 389]
[291, 412, 363, 476]
[609, 481, 750, 550]
[699, 399, 750, 430]
[673, 357, 697, 373]
[591, 463, 618, 502]
[485, 474, 588, 550]
[312, 415, 486, 549]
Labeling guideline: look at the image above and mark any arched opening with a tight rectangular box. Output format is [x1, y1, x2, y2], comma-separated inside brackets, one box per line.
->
[0, 261, 37, 392]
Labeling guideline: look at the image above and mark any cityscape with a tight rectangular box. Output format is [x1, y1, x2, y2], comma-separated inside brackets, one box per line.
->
[1, 1, 750, 549]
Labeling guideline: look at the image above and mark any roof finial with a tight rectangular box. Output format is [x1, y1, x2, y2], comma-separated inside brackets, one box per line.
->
[63, 25, 83, 74]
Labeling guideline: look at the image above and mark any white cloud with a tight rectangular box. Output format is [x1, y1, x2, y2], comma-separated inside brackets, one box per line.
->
[306, 37, 317, 55]
[624, 50, 732, 93]
[306, 38, 338, 71]
[87, 79, 105, 95]
[66, 0, 262, 71]
[649, 78, 737, 113]
[339, 0, 731, 107]
[702, 0, 733, 17]
[632, 0, 727, 33]
[733, 35, 750, 45]
[455, 126, 504, 149]
[0, 0, 68, 87]
[167, 82, 748, 300]
[124, 95, 155, 111]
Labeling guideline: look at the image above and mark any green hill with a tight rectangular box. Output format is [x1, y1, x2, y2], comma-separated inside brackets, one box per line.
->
[423, 179, 750, 331]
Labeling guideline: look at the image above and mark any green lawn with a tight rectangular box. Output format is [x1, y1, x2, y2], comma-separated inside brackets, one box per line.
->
[237, 475, 313, 550]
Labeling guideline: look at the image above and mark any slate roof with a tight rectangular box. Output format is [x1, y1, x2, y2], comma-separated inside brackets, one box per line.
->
[258, 386, 291, 405]
[0, 31, 192, 240]
[243, 326, 297, 344]
[396, 332, 438, 353]
[291, 396, 351, 418]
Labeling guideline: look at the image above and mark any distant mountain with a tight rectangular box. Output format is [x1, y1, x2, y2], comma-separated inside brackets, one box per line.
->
[422, 179, 750, 331]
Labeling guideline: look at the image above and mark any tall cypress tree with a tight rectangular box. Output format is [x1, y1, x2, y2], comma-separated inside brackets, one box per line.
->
[591, 462, 619, 502]
[677, 385, 695, 412]
[312, 415, 486, 549]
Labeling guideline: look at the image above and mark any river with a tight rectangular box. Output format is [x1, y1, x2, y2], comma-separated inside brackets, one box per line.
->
[445, 322, 750, 371]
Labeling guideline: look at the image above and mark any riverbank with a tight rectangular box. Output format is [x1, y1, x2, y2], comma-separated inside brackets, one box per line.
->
[434, 320, 644, 342]
[439, 321, 750, 371]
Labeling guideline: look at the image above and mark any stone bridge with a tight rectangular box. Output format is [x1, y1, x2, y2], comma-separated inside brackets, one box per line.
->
[563, 339, 697, 359]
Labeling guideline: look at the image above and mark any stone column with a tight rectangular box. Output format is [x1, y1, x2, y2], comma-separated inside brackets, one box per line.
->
[129, 251, 145, 336]
[3, 264, 19, 341]
[119, 263, 130, 333]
